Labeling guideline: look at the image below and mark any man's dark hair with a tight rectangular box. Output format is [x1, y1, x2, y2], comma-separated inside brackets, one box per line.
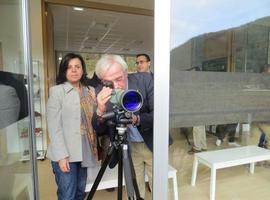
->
[56, 53, 88, 85]
[136, 53, 151, 62]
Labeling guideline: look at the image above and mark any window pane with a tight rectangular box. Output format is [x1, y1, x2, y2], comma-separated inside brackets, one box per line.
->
[169, 1, 270, 200]
[81, 53, 100, 77]
[0, 1, 34, 199]
[170, 1, 270, 126]
[125, 55, 137, 72]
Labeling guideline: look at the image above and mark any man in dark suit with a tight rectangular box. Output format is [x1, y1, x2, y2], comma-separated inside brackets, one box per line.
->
[136, 54, 151, 73]
[136, 53, 154, 78]
[92, 54, 154, 199]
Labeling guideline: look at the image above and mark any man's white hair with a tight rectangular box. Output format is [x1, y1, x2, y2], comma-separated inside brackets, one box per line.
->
[95, 54, 128, 79]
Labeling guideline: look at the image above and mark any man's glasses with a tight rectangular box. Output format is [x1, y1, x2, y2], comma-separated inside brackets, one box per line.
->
[102, 73, 125, 88]
[135, 60, 148, 65]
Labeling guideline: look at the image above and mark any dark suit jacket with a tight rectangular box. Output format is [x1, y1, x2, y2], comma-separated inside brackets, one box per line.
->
[128, 72, 154, 150]
[0, 84, 20, 128]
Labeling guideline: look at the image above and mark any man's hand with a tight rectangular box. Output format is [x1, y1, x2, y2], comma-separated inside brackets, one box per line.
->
[58, 158, 70, 172]
[132, 114, 140, 126]
[96, 86, 113, 116]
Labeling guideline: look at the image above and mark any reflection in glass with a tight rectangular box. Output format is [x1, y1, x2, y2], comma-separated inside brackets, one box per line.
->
[0, 1, 34, 199]
[169, 1, 270, 199]
[170, 0, 270, 126]
[0, 71, 28, 128]
[171, 0, 270, 73]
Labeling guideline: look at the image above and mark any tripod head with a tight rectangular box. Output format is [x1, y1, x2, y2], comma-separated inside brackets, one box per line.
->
[102, 105, 133, 125]
[101, 105, 133, 145]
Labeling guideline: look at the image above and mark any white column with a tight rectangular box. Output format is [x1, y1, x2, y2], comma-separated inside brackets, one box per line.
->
[153, 0, 171, 199]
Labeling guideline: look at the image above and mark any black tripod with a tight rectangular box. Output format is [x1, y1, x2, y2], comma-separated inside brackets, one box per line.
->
[86, 123, 143, 200]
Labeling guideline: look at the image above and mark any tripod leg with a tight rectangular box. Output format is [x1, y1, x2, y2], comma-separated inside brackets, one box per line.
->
[118, 148, 123, 200]
[129, 151, 144, 200]
[86, 145, 115, 200]
[122, 144, 143, 200]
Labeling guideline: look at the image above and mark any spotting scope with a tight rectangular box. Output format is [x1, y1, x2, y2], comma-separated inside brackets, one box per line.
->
[110, 89, 143, 112]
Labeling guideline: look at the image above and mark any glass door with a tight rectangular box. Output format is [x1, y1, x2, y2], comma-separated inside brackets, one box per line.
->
[0, 0, 38, 199]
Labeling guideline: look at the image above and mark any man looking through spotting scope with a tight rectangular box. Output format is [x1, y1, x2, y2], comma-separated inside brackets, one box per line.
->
[92, 54, 154, 199]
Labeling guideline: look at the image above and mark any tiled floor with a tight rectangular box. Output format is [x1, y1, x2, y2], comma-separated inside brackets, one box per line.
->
[38, 128, 270, 200]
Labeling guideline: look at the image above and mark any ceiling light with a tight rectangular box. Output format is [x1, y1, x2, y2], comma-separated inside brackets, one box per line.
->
[73, 7, 84, 11]
[58, 54, 62, 61]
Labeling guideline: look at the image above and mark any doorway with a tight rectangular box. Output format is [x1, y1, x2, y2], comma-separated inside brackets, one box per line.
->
[40, 1, 154, 199]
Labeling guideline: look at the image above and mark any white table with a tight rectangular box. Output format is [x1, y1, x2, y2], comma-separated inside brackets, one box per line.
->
[191, 145, 270, 200]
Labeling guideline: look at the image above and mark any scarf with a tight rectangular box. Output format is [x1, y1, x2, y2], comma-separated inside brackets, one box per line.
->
[80, 86, 98, 160]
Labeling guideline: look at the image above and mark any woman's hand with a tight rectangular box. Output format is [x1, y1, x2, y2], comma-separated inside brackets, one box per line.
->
[96, 87, 112, 116]
[58, 158, 70, 172]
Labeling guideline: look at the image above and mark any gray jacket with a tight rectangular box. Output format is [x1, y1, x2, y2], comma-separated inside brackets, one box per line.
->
[46, 82, 82, 162]
[0, 84, 20, 129]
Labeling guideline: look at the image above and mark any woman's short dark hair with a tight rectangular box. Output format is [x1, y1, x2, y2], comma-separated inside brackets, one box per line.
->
[56, 53, 88, 85]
